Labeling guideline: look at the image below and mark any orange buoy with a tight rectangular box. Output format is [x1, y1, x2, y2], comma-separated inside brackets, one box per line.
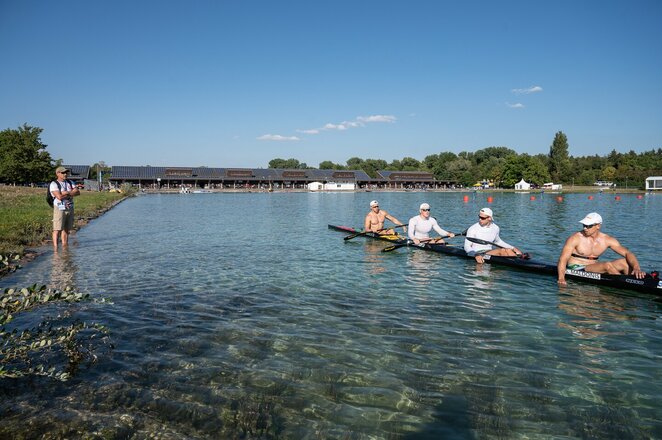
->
[487, 196, 493, 203]
[615, 196, 621, 201]
[637, 195, 643, 199]
[588, 195, 594, 200]
[530, 195, 536, 201]
[463, 195, 469, 202]
[556, 196, 563, 202]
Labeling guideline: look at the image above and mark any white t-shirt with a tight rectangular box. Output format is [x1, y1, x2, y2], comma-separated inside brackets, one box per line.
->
[464, 221, 512, 253]
[50, 180, 75, 209]
[408, 215, 450, 240]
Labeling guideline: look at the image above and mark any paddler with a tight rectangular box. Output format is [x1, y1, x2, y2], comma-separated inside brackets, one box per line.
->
[408, 203, 455, 244]
[464, 208, 523, 263]
[557, 212, 646, 285]
[364, 200, 405, 235]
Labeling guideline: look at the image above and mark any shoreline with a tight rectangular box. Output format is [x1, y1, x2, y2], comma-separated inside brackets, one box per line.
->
[141, 186, 649, 194]
[2, 197, 128, 281]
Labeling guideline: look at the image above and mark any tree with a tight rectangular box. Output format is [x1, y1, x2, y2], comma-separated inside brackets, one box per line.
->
[318, 160, 344, 170]
[0, 124, 54, 184]
[345, 157, 364, 170]
[501, 154, 550, 187]
[548, 131, 571, 182]
[268, 158, 304, 169]
[399, 157, 421, 170]
[362, 159, 388, 178]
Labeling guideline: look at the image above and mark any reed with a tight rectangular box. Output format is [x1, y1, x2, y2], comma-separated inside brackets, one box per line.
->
[0, 185, 125, 255]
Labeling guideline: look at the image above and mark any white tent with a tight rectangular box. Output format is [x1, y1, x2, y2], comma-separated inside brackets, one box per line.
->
[514, 178, 531, 191]
[307, 182, 324, 191]
[646, 176, 662, 191]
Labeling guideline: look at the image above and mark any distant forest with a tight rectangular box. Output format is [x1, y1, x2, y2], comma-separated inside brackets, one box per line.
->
[269, 132, 662, 188]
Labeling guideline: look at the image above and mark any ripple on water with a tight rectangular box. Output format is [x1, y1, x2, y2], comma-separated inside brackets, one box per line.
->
[2, 193, 662, 438]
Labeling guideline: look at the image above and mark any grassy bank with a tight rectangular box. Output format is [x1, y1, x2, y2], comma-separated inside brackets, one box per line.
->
[0, 186, 126, 255]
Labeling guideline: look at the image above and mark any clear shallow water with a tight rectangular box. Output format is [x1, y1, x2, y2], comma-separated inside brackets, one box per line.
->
[2, 191, 662, 439]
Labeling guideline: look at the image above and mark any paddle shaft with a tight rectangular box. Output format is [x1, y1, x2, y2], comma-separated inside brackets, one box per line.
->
[382, 232, 464, 252]
[344, 223, 406, 240]
[465, 236, 523, 256]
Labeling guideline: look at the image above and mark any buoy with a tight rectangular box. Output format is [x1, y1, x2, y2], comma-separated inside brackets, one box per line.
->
[463, 195, 469, 202]
[487, 196, 493, 203]
[556, 196, 563, 202]
[530, 195, 536, 201]
[615, 196, 621, 201]
[588, 195, 594, 200]
[637, 195, 643, 199]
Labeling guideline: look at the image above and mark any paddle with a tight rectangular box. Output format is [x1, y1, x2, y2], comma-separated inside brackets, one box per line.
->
[382, 232, 465, 252]
[344, 223, 406, 241]
[465, 236, 529, 258]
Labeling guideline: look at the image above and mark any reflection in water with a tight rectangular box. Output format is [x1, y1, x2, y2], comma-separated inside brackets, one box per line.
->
[557, 284, 633, 374]
[362, 239, 390, 275]
[50, 248, 77, 291]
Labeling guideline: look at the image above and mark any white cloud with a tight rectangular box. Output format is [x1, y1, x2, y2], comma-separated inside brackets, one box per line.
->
[356, 114, 396, 123]
[257, 134, 301, 141]
[511, 86, 543, 94]
[299, 114, 397, 135]
[507, 102, 525, 109]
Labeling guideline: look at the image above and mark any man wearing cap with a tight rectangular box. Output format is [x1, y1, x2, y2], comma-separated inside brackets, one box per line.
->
[464, 207, 522, 263]
[50, 166, 80, 249]
[364, 200, 405, 235]
[557, 212, 645, 285]
[408, 203, 455, 244]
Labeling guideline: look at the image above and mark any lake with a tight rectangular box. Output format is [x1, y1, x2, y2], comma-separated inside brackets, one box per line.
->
[1, 191, 661, 439]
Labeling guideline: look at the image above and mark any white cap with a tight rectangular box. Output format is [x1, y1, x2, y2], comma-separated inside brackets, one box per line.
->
[480, 207, 493, 217]
[420, 203, 430, 210]
[579, 212, 602, 225]
[370, 200, 379, 207]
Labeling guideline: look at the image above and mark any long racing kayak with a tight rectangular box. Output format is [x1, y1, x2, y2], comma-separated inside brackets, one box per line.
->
[329, 224, 662, 295]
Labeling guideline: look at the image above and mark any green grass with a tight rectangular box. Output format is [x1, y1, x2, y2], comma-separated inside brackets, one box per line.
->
[0, 186, 126, 254]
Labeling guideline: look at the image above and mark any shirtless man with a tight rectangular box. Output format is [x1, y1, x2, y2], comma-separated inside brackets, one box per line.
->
[557, 212, 646, 285]
[364, 200, 405, 235]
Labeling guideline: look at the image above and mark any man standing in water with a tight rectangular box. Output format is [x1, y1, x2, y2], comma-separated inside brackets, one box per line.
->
[557, 212, 646, 285]
[50, 166, 80, 249]
[364, 200, 405, 235]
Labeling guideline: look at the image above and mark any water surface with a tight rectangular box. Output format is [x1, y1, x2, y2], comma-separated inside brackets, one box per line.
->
[2, 191, 661, 439]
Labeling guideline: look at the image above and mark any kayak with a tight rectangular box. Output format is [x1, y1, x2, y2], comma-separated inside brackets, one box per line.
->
[328, 224, 662, 295]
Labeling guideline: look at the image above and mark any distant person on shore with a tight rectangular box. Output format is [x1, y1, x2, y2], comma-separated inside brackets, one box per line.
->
[464, 208, 522, 263]
[408, 203, 455, 244]
[557, 212, 646, 285]
[364, 200, 405, 235]
[50, 166, 80, 249]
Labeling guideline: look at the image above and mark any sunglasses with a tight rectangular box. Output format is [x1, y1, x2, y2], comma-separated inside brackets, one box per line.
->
[421, 209, 430, 212]
[479, 216, 489, 220]
[582, 223, 597, 229]
[372, 205, 379, 208]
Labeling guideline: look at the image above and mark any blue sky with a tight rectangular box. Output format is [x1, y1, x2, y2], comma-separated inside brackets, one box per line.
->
[1, 0, 660, 168]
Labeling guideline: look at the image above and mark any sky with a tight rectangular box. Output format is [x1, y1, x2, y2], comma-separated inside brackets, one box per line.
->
[1, 0, 661, 168]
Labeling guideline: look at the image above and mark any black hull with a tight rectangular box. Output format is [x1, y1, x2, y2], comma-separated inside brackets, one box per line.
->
[329, 224, 662, 295]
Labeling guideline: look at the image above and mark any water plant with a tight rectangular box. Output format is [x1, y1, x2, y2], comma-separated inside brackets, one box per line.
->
[0, 283, 111, 381]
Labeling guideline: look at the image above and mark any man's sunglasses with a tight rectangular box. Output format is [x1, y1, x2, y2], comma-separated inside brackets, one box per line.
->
[421, 209, 430, 212]
[583, 223, 597, 229]
[479, 216, 489, 220]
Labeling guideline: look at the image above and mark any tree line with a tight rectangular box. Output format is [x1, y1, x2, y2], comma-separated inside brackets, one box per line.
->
[2, 124, 660, 188]
[269, 132, 662, 188]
